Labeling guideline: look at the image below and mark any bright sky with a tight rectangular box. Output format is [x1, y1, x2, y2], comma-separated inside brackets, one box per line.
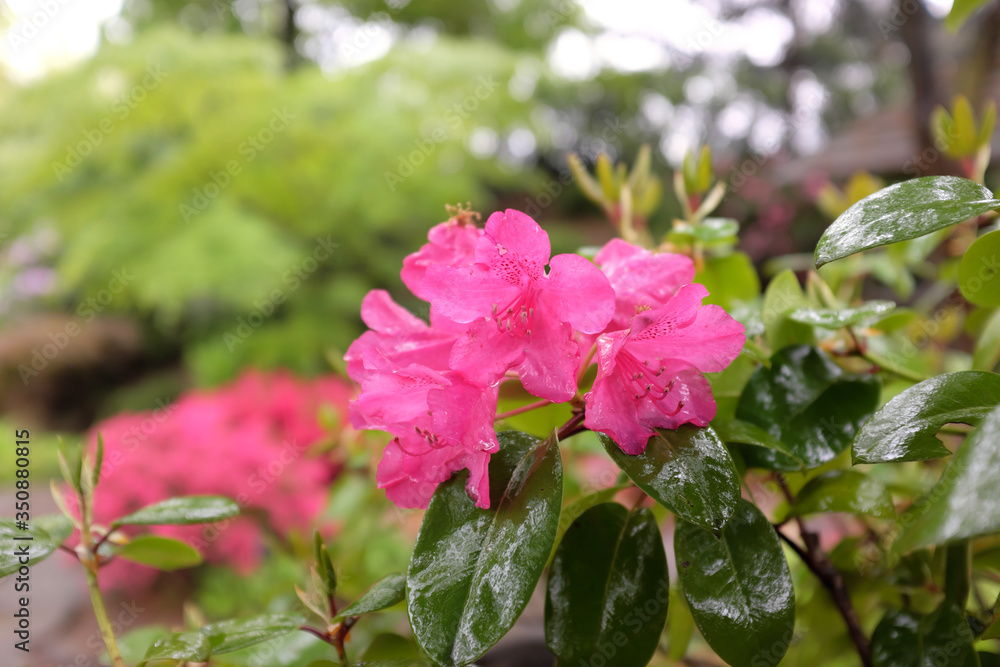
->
[0, 0, 958, 82]
[1, 0, 123, 82]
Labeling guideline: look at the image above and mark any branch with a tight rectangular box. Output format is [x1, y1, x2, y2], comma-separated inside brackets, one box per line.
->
[776, 477, 871, 666]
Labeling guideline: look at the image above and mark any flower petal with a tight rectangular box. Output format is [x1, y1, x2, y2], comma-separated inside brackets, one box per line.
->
[541, 253, 616, 334]
[477, 209, 551, 271]
[517, 320, 580, 402]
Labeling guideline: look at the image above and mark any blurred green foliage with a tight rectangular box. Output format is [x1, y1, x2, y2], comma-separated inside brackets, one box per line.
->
[0, 28, 542, 384]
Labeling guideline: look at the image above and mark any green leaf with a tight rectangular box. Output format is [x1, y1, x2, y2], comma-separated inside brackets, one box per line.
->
[600, 426, 740, 532]
[973, 308, 1000, 371]
[551, 484, 630, 565]
[960, 230, 1000, 307]
[894, 404, 1000, 552]
[871, 603, 978, 667]
[335, 573, 406, 620]
[314, 531, 337, 596]
[711, 418, 803, 464]
[761, 269, 814, 352]
[113, 496, 240, 527]
[360, 633, 423, 662]
[695, 252, 761, 309]
[0, 515, 73, 577]
[545, 503, 668, 667]
[116, 535, 203, 571]
[815, 176, 1000, 267]
[871, 609, 922, 666]
[93, 434, 104, 488]
[666, 584, 695, 661]
[200, 613, 307, 655]
[140, 630, 211, 665]
[673, 217, 739, 243]
[57, 438, 83, 495]
[853, 371, 1000, 464]
[788, 470, 894, 519]
[736, 345, 880, 470]
[788, 300, 896, 330]
[675, 500, 795, 667]
[406, 431, 563, 667]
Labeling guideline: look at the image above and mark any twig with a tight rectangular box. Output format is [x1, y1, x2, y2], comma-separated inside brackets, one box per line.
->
[775, 478, 871, 666]
[557, 411, 587, 441]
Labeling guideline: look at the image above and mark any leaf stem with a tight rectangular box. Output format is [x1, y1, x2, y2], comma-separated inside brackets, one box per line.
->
[83, 566, 126, 667]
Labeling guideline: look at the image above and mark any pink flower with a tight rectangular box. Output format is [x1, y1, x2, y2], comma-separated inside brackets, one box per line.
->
[344, 290, 459, 384]
[422, 209, 615, 401]
[402, 217, 483, 300]
[595, 239, 695, 332]
[584, 283, 745, 454]
[376, 378, 498, 509]
[349, 350, 499, 509]
[77, 370, 349, 590]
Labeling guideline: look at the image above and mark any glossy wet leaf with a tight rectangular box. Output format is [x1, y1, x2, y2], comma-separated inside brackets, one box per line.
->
[551, 484, 630, 564]
[736, 345, 880, 470]
[407, 431, 562, 667]
[140, 630, 211, 665]
[789, 300, 896, 329]
[761, 269, 813, 352]
[0, 515, 73, 577]
[959, 229, 1000, 307]
[335, 573, 406, 620]
[600, 426, 740, 531]
[871, 609, 922, 666]
[113, 495, 240, 527]
[116, 535, 203, 571]
[200, 613, 307, 655]
[711, 418, 803, 465]
[675, 500, 795, 667]
[853, 371, 1000, 464]
[871, 603, 978, 667]
[894, 404, 1000, 552]
[545, 503, 668, 667]
[788, 470, 894, 519]
[815, 176, 1000, 267]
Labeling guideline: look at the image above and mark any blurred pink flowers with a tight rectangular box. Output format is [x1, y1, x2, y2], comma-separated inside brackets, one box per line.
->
[81, 370, 350, 589]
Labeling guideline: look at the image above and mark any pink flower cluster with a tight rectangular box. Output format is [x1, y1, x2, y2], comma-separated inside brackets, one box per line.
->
[346, 210, 745, 509]
[81, 370, 350, 589]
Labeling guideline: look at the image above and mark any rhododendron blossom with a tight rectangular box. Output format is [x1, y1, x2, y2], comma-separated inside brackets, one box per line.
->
[422, 209, 615, 401]
[346, 207, 745, 511]
[584, 283, 745, 454]
[594, 239, 696, 332]
[401, 214, 483, 300]
[78, 370, 349, 589]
